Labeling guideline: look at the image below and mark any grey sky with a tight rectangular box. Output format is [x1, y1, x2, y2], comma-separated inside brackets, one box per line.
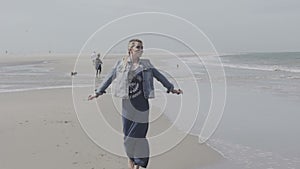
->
[1, 0, 299, 54]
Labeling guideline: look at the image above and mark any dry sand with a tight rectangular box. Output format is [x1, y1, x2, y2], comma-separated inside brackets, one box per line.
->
[0, 54, 223, 169]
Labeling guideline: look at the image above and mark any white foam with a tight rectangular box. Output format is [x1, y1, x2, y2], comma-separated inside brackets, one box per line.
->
[206, 138, 300, 169]
[0, 85, 92, 94]
[178, 57, 300, 73]
[0, 62, 53, 74]
[221, 63, 300, 73]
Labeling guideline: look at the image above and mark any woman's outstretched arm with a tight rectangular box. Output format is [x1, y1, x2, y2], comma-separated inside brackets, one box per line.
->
[88, 60, 120, 100]
[152, 67, 183, 95]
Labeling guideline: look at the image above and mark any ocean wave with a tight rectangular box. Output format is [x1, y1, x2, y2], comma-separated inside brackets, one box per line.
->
[0, 85, 92, 94]
[0, 61, 53, 73]
[220, 63, 300, 73]
[180, 57, 300, 73]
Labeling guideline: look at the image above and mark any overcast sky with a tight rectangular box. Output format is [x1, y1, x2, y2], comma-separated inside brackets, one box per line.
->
[1, 0, 300, 54]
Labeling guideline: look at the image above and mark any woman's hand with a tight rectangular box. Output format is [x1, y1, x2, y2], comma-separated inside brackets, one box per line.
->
[171, 89, 183, 95]
[88, 94, 99, 101]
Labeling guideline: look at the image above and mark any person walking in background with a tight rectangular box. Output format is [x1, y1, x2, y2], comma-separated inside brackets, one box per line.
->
[94, 53, 103, 77]
[88, 39, 182, 169]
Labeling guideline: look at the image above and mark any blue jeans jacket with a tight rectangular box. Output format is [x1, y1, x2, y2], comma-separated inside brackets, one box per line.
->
[95, 59, 174, 99]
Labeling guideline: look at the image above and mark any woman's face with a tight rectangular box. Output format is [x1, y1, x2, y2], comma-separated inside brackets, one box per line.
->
[130, 42, 143, 59]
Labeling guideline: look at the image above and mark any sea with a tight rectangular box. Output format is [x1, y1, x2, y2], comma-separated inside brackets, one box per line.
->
[1, 52, 300, 169]
[178, 52, 300, 169]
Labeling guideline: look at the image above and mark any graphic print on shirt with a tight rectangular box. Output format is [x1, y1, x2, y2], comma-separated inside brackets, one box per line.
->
[129, 72, 143, 99]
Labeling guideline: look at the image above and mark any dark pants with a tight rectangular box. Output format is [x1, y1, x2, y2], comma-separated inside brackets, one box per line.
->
[96, 65, 101, 76]
[122, 97, 149, 168]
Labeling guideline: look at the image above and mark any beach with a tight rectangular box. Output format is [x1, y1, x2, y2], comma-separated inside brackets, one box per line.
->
[0, 54, 222, 169]
[2, 0, 300, 168]
[1, 52, 300, 169]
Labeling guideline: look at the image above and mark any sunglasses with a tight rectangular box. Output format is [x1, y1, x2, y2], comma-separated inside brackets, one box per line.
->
[135, 45, 144, 50]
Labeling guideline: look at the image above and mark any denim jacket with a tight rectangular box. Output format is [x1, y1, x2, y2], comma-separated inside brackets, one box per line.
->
[95, 59, 174, 99]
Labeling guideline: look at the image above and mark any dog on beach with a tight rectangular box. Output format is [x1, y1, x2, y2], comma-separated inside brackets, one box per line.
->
[71, 72, 77, 76]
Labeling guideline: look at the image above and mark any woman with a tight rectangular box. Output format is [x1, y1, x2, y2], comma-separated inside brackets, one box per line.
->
[88, 39, 182, 169]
